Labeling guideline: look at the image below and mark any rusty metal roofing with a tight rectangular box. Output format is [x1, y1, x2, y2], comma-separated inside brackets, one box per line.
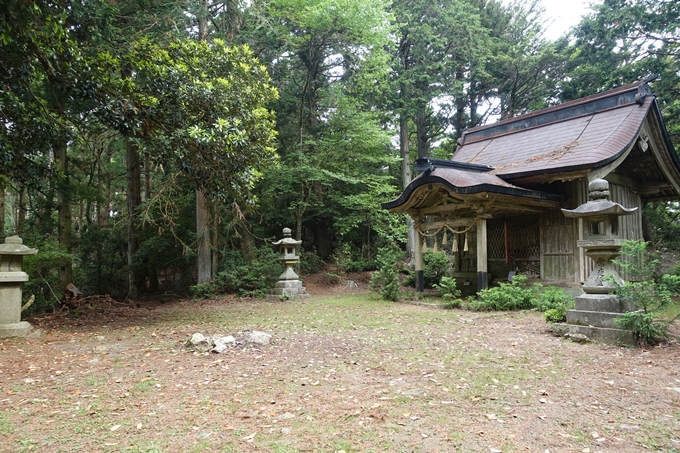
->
[454, 83, 653, 179]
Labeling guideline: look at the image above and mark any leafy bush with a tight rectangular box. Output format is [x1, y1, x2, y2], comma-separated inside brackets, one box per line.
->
[333, 243, 377, 272]
[434, 276, 462, 309]
[22, 237, 72, 315]
[614, 311, 670, 346]
[300, 248, 326, 274]
[468, 274, 540, 311]
[191, 246, 283, 298]
[535, 286, 574, 323]
[544, 308, 567, 324]
[370, 246, 402, 301]
[404, 250, 451, 288]
[608, 240, 680, 345]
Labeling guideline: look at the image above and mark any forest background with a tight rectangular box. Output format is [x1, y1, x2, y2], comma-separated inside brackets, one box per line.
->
[1, 0, 679, 312]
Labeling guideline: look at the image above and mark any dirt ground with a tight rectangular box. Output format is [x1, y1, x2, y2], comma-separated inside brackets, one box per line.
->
[0, 273, 679, 453]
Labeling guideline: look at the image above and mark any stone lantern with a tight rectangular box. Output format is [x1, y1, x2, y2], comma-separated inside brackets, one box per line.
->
[270, 228, 309, 299]
[0, 236, 38, 337]
[553, 178, 638, 344]
[562, 178, 637, 293]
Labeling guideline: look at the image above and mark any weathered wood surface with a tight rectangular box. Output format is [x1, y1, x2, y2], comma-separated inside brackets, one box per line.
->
[476, 219, 488, 291]
[541, 209, 577, 282]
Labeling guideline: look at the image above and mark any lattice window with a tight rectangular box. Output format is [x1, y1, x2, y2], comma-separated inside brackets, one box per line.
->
[487, 219, 506, 260]
[510, 216, 540, 260]
[509, 216, 540, 278]
[489, 260, 510, 279]
[516, 260, 540, 277]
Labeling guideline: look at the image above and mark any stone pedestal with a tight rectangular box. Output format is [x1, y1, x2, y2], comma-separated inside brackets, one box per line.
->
[270, 280, 309, 299]
[0, 236, 38, 337]
[552, 293, 635, 345]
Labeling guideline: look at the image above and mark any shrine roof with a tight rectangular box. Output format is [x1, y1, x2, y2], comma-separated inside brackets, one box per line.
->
[384, 80, 680, 213]
[453, 81, 654, 179]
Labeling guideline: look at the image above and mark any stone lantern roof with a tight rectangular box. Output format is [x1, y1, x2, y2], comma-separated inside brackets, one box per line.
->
[0, 236, 38, 256]
[272, 228, 301, 246]
[562, 179, 637, 218]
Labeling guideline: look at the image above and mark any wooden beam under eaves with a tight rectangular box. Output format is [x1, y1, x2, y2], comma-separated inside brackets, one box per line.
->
[638, 181, 672, 195]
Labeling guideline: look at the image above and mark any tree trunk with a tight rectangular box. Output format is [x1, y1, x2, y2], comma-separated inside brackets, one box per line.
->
[196, 189, 211, 284]
[415, 107, 429, 159]
[100, 179, 111, 226]
[400, 117, 416, 257]
[126, 137, 143, 297]
[212, 199, 220, 278]
[198, 0, 208, 41]
[194, 2, 213, 283]
[454, 70, 467, 139]
[143, 154, 152, 201]
[314, 218, 332, 260]
[0, 176, 5, 237]
[296, 182, 308, 241]
[55, 136, 73, 291]
[17, 185, 25, 235]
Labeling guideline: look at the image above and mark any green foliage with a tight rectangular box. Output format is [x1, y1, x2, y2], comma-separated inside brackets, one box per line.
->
[404, 250, 451, 288]
[535, 286, 574, 323]
[609, 240, 675, 313]
[614, 311, 670, 347]
[370, 246, 402, 301]
[468, 274, 540, 311]
[608, 240, 680, 345]
[114, 38, 279, 199]
[642, 202, 680, 256]
[191, 247, 283, 299]
[561, 0, 680, 144]
[333, 243, 377, 273]
[299, 248, 326, 274]
[77, 223, 129, 299]
[433, 276, 462, 309]
[22, 237, 72, 315]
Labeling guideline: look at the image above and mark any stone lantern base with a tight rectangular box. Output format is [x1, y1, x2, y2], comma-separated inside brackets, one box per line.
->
[269, 280, 310, 300]
[551, 293, 635, 345]
[0, 321, 33, 338]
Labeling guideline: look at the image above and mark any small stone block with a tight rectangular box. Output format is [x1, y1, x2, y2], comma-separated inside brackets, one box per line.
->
[574, 294, 635, 313]
[551, 323, 635, 346]
[566, 309, 623, 329]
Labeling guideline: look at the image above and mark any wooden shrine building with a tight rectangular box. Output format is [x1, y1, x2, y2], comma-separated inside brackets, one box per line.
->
[384, 80, 680, 292]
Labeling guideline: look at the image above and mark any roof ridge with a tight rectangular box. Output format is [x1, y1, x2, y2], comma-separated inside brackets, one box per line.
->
[459, 81, 647, 146]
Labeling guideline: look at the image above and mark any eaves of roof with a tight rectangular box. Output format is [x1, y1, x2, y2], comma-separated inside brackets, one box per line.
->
[382, 167, 564, 211]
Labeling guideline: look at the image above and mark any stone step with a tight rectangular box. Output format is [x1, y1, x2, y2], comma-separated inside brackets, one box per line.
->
[566, 309, 628, 329]
[551, 323, 635, 346]
[574, 294, 636, 313]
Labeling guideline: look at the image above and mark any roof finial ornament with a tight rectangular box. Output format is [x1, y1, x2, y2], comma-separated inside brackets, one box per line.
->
[588, 178, 610, 200]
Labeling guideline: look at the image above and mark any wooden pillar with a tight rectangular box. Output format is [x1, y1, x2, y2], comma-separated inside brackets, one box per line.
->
[476, 218, 488, 291]
[414, 224, 424, 293]
[196, 189, 211, 284]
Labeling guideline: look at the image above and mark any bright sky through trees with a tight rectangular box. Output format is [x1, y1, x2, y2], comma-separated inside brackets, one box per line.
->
[539, 0, 601, 39]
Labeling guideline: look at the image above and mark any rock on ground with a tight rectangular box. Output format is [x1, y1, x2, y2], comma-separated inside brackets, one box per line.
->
[211, 335, 236, 353]
[187, 333, 211, 352]
[246, 330, 272, 345]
